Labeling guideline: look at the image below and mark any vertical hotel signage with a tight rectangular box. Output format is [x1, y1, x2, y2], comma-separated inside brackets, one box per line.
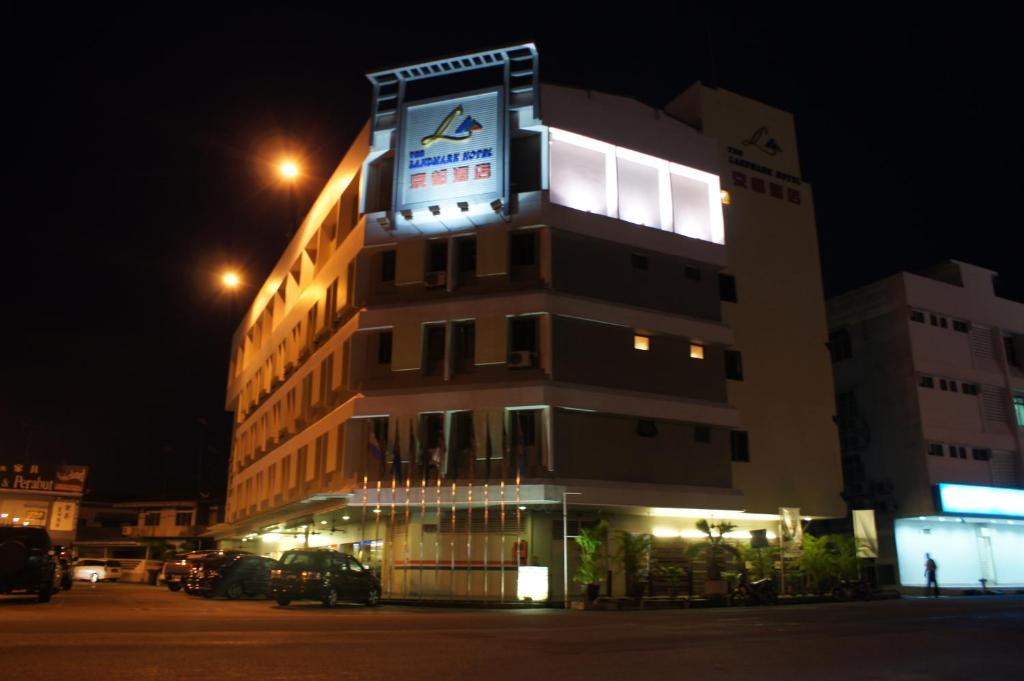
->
[395, 88, 506, 213]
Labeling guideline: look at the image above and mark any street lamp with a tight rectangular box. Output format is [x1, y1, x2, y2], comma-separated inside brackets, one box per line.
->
[562, 491, 582, 609]
[221, 271, 241, 289]
[279, 160, 299, 180]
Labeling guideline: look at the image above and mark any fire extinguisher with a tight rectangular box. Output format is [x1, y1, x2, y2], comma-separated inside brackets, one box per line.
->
[513, 539, 528, 564]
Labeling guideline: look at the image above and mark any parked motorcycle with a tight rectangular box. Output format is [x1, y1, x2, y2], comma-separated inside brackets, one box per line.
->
[832, 576, 873, 601]
[732, 572, 778, 605]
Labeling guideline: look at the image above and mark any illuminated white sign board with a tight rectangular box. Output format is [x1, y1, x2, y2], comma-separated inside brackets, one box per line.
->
[396, 88, 505, 213]
[516, 565, 549, 602]
[937, 483, 1024, 518]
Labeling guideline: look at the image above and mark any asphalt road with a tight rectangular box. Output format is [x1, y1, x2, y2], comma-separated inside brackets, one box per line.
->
[2, 584, 1022, 681]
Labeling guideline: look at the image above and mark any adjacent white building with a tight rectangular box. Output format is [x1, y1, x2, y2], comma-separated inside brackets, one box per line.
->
[829, 260, 1024, 589]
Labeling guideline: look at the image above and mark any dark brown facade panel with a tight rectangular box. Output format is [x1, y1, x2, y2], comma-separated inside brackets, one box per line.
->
[550, 229, 722, 321]
[551, 316, 728, 402]
[553, 409, 732, 487]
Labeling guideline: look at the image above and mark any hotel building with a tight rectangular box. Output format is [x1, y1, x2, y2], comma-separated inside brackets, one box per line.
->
[216, 45, 844, 601]
[829, 261, 1024, 589]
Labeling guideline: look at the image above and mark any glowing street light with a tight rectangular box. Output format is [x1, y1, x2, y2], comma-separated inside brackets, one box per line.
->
[221, 271, 241, 289]
[279, 160, 299, 180]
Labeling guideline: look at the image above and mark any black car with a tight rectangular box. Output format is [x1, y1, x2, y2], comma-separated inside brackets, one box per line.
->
[270, 549, 380, 607]
[193, 554, 278, 599]
[0, 526, 60, 603]
[183, 550, 250, 594]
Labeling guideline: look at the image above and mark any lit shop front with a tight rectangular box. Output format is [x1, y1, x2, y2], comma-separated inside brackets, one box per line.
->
[894, 484, 1024, 588]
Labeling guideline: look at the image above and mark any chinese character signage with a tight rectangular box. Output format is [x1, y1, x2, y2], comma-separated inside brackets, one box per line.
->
[0, 463, 89, 495]
[396, 88, 505, 213]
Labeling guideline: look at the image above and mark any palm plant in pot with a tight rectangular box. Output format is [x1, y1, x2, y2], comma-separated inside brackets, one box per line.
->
[615, 530, 652, 600]
[573, 520, 607, 604]
[686, 519, 741, 596]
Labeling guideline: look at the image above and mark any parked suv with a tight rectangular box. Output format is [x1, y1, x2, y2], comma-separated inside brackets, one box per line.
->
[270, 549, 380, 607]
[0, 526, 60, 603]
[160, 553, 191, 591]
[192, 554, 277, 599]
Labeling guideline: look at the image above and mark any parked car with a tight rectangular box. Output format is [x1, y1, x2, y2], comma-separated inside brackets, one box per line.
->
[73, 558, 122, 583]
[183, 550, 250, 594]
[0, 526, 60, 602]
[192, 554, 278, 599]
[270, 549, 380, 607]
[53, 545, 73, 591]
[160, 553, 191, 591]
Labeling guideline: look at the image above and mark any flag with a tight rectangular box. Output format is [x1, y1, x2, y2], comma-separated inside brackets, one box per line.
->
[409, 419, 420, 482]
[368, 424, 385, 479]
[484, 420, 493, 481]
[513, 412, 527, 477]
[501, 416, 510, 479]
[392, 423, 403, 483]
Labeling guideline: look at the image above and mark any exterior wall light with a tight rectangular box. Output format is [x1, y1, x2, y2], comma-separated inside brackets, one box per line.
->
[690, 343, 705, 360]
[634, 334, 650, 351]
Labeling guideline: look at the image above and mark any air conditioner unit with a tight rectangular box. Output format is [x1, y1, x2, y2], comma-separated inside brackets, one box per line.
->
[508, 351, 534, 369]
[425, 271, 447, 288]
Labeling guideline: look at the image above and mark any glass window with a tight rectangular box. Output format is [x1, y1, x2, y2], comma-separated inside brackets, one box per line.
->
[919, 376, 934, 388]
[910, 310, 925, 323]
[1014, 395, 1024, 427]
[550, 135, 609, 215]
[730, 431, 750, 462]
[719, 274, 738, 303]
[616, 155, 661, 228]
[144, 512, 160, 527]
[670, 171, 712, 242]
[377, 332, 393, 365]
[725, 350, 743, 380]
[927, 443, 944, 457]
[346, 556, 365, 572]
[175, 512, 192, 527]
[380, 251, 396, 282]
[510, 231, 537, 268]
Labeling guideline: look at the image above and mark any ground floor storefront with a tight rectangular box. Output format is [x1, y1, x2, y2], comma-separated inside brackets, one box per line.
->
[217, 480, 813, 603]
[894, 516, 1024, 589]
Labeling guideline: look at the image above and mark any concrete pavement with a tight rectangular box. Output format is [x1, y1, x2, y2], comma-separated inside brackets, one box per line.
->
[2, 583, 1022, 680]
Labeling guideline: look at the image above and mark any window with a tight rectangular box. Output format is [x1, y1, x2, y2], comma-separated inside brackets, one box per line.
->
[948, 380, 958, 393]
[318, 354, 334, 401]
[510, 231, 537, 268]
[325, 278, 339, 322]
[953, 320, 970, 333]
[719, 273, 738, 303]
[509, 317, 538, 354]
[689, 343, 705, 360]
[510, 410, 538, 447]
[927, 443, 944, 457]
[725, 350, 743, 380]
[424, 324, 446, 375]
[427, 240, 448, 273]
[314, 433, 328, 476]
[175, 512, 192, 527]
[939, 379, 948, 391]
[730, 431, 750, 462]
[930, 314, 939, 326]
[910, 310, 925, 323]
[962, 383, 978, 395]
[694, 426, 711, 443]
[1006, 337, 1020, 368]
[1015, 395, 1024, 427]
[634, 334, 650, 351]
[453, 321, 475, 370]
[939, 317, 948, 329]
[380, 251, 396, 282]
[548, 128, 724, 244]
[919, 376, 934, 388]
[377, 331, 393, 365]
[631, 253, 649, 270]
[456, 238, 477, 277]
[972, 448, 991, 461]
[829, 328, 852, 363]
[144, 512, 160, 527]
[953, 446, 967, 459]
[684, 266, 701, 281]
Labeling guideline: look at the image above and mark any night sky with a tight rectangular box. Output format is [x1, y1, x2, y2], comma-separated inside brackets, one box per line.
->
[6, 4, 1019, 500]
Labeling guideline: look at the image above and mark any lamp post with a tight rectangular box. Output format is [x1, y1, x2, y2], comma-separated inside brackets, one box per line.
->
[562, 490, 582, 609]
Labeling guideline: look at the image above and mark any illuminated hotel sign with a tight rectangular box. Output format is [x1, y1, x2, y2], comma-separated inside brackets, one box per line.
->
[936, 483, 1024, 519]
[396, 88, 506, 213]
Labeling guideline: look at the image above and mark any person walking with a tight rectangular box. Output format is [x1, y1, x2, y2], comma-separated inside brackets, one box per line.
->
[924, 553, 939, 597]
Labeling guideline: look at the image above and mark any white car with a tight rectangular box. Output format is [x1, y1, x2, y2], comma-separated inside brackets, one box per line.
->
[73, 559, 122, 583]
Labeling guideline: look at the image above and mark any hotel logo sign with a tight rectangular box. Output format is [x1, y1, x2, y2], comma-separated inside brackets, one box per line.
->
[396, 88, 505, 213]
[742, 125, 783, 156]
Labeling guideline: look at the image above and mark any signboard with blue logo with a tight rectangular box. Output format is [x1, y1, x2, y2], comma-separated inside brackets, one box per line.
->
[395, 88, 505, 213]
[936, 483, 1024, 519]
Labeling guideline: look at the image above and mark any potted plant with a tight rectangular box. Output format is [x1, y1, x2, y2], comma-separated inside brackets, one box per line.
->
[615, 530, 652, 600]
[573, 520, 607, 604]
[653, 563, 687, 599]
[686, 520, 741, 596]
